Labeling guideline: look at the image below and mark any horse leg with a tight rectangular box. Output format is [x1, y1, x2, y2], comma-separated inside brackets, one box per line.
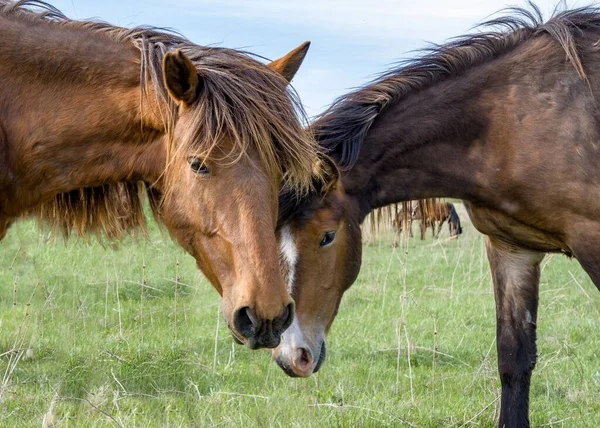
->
[392, 219, 400, 247]
[486, 237, 544, 428]
[435, 220, 443, 238]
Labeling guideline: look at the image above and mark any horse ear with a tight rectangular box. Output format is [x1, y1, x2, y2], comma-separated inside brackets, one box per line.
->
[267, 41, 311, 83]
[316, 154, 341, 193]
[163, 49, 201, 106]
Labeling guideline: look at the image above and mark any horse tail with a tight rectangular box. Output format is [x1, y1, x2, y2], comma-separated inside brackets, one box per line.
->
[448, 203, 463, 236]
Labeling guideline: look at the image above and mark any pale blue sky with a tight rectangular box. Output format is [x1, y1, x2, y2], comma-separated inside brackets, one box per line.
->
[51, 0, 579, 117]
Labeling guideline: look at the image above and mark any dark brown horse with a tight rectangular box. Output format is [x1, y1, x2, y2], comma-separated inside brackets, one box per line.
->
[393, 201, 463, 239]
[274, 5, 600, 426]
[0, 1, 323, 350]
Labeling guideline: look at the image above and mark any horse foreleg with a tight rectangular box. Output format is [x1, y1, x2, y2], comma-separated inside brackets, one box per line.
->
[486, 237, 544, 428]
[434, 220, 443, 238]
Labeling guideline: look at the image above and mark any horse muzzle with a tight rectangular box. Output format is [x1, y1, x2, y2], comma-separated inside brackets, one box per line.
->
[274, 339, 326, 378]
[229, 303, 294, 349]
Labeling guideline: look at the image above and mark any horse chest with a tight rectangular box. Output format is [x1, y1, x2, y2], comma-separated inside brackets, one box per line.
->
[463, 201, 572, 255]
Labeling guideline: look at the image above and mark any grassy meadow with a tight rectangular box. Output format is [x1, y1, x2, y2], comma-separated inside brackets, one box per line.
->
[1, 204, 599, 427]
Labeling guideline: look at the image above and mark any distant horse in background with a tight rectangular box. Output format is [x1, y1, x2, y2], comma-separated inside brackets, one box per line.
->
[275, 5, 600, 426]
[447, 204, 463, 237]
[393, 201, 463, 239]
[391, 200, 419, 238]
[0, 1, 323, 349]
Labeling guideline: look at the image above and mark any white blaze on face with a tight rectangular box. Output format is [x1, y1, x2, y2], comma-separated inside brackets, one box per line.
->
[279, 225, 298, 293]
[276, 224, 321, 373]
[277, 225, 307, 358]
[279, 315, 307, 356]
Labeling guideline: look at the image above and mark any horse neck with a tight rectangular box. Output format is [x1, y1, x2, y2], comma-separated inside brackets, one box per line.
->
[341, 63, 503, 220]
[0, 16, 167, 213]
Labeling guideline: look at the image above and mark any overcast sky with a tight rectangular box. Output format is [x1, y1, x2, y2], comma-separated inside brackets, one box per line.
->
[51, 0, 584, 117]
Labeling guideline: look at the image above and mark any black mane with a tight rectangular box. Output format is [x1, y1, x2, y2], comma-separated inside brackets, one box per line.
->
[312, 3, 600, 170]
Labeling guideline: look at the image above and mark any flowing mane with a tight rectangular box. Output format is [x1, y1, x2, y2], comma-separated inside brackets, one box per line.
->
[313, 3, 600, 170]
[5, 0, 321, 239]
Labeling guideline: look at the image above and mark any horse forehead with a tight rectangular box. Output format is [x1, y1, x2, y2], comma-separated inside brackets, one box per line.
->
[313, 191, 346, 225]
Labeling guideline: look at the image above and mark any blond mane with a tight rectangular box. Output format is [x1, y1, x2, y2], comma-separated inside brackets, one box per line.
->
[5, 0, 322, 239]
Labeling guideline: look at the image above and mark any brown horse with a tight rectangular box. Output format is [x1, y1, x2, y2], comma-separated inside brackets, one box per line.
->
[393, 201, 463, 239]
[0, 1, 323, 350]
[274, 5, 600, 426]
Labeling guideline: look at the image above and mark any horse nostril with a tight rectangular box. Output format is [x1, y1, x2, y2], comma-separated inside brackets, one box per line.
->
[232, 305, 293, 349]
[292, 347, 314, 376]
[299, 347, 312, 367]
[233, 306, 260, 339]
[273, 303, 295, 333]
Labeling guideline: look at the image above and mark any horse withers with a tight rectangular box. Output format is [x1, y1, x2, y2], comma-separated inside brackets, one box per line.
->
[0, 1, 323, 349]
[274, 5, 600, 426]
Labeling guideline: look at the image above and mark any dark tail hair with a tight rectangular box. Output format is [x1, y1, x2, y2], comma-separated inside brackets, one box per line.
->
[448, 203, 463, 236]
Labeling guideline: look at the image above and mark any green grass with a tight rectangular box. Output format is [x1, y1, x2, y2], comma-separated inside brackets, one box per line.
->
[1, 205, 600, 427]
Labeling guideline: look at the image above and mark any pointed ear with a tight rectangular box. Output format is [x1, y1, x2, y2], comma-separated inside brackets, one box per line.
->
[316, 154, 341, 193]
[267, 41, 311, 83]
[163, 49, 201, 106]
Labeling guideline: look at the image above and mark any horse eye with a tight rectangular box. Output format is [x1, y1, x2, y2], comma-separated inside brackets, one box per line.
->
[188, 158, 209, 175]
[319, 231, 336, 247]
